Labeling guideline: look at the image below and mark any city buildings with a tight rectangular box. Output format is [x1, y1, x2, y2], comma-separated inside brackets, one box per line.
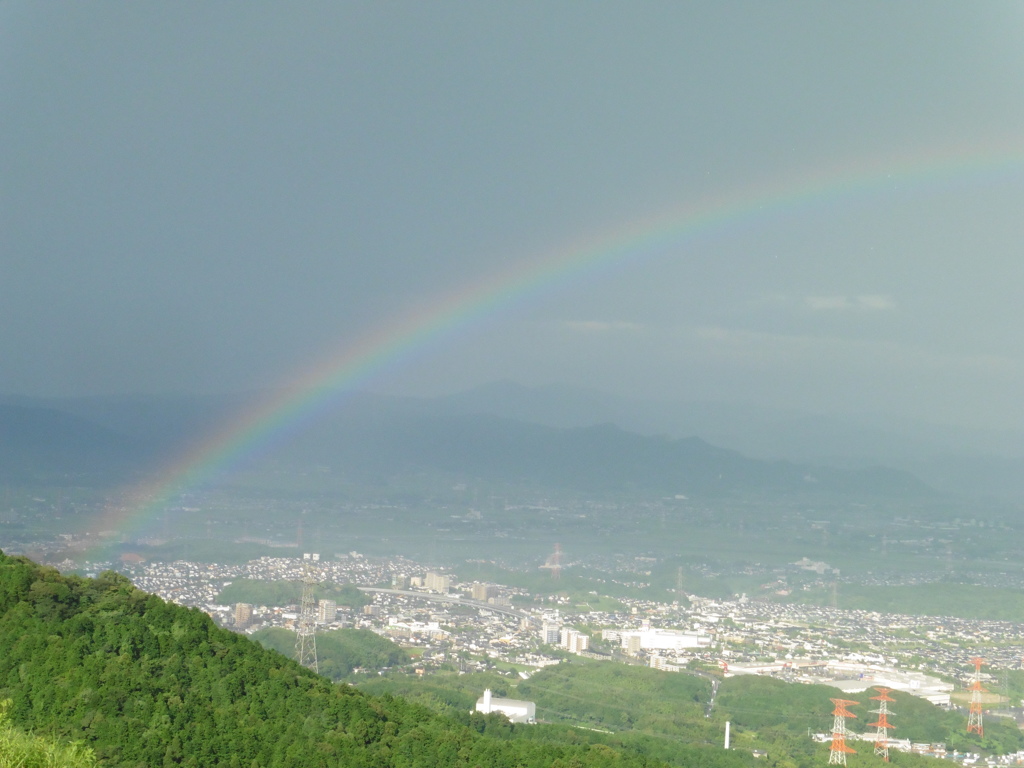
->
[425, 572, 450, 594]
[317, 599, 337, 623]
[560, 628, 590, 653]
[472, 582, 494, 601]
[540, 621, 560, 644]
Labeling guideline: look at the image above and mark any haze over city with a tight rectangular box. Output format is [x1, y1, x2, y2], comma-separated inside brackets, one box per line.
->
[3, 2, 1024, 434]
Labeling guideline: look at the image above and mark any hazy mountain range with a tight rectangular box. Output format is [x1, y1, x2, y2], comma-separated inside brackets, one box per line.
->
[431, 381, 1024, 501]
[2, 382, 1021, 501]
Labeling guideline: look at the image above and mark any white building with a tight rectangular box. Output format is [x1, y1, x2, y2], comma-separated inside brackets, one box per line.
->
[540, 622, 560, 644]
[475, 689, 536, 724]
[560, 628, 590, 653]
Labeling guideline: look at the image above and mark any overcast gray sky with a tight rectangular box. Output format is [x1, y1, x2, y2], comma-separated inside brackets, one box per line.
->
[3, 2, 1024, 430]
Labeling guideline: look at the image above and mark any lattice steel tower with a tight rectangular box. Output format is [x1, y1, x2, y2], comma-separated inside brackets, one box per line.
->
[295, 553, 319, 673]
[869, 687, 896, 761]
[540, 543, 562, 580]
[967, 657, 985, 736]
[827, 698, 858, 766]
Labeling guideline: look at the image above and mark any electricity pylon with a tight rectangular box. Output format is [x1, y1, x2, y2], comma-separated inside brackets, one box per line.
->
[295, 553, 319, 673]
[967, 657, 985, 737]
[828, 698, 858, 766]
[869, 687, 896, 761]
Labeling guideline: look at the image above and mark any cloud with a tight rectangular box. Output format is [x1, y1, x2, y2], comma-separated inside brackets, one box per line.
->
[805, 294, 895, 311]
[855, 294, 895, 310]
[805, 295, 853, 311]
[565, 320, 644, 332]
[688, 324, 1020, 376]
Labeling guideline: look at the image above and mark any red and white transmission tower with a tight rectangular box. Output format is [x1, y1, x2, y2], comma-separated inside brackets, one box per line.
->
[967, 657, 985, 737]
[869, 687, 896, 761]
[539, 543, 562, 580]
[828, 698, 858, 766]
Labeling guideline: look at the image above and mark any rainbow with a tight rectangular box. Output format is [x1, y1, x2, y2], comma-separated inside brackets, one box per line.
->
[94, 141, 1024, 549]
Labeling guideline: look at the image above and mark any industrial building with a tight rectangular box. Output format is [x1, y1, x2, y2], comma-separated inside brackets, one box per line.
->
[386, 617, 447, 639]
[724, 660, 953, 706]
[608, 627, 712, 654]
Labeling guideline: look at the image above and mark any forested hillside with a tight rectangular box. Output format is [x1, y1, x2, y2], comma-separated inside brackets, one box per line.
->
[252, 626, 409, 682]
[0, 551, 667, 768]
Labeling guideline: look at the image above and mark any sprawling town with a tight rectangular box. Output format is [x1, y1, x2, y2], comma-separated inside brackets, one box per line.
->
[73, 552, 1023, 712]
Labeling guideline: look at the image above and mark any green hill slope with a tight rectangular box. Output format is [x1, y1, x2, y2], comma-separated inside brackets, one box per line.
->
[0, 551, 666, 768]
[251, 627, 409, 681]
[366, 657, 1023, 768]
[715, 674, 1024, 755]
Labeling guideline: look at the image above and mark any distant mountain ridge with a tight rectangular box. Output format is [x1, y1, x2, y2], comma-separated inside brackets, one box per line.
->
[425, 381, 1024, 502]
[287, 407, 930, 497]
[433, 380, 1024, 460]
[0, 391, 931, 498]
